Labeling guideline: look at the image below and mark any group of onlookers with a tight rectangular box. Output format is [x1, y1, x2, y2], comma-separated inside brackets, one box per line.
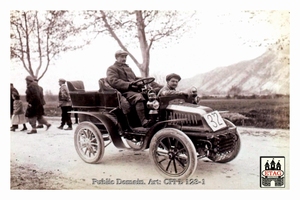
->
[10, 77, 77, 134]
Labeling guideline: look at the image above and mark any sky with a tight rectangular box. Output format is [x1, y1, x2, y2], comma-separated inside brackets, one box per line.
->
[9, 9, 287, 95]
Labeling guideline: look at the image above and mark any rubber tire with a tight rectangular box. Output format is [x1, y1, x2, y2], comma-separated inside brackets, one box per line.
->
[74, 121, 105, 164]
[149, 128, 197, 180]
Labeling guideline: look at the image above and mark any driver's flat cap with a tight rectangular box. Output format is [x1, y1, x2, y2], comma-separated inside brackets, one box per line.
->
[115, 50, 128, 58]
[166, 73, 181, 81]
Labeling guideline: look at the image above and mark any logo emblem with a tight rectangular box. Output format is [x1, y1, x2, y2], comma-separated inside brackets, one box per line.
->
[260, 156, 285, 188]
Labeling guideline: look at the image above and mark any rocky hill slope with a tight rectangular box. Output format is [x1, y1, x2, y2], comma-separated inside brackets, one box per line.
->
[178, 46, 290, 95]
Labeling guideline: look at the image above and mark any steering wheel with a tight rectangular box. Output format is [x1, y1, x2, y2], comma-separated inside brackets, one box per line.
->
[131, 77, 155, 87]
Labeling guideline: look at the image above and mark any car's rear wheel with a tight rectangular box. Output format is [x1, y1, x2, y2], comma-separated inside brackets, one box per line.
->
[74, 121, 105, 164]
[149, 128, 197, 180]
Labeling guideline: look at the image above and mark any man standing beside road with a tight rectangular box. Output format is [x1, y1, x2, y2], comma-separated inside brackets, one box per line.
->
[34, 77, 46, 129]
[24, 76, 51, 134]
[57, 78, 73, 130]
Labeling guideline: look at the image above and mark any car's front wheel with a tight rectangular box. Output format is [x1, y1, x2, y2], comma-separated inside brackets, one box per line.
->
[74, 121, 105, 164]
[149, 128, 197, 180]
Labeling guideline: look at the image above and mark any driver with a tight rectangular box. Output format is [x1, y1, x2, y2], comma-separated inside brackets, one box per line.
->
[106, 50, 149, 127]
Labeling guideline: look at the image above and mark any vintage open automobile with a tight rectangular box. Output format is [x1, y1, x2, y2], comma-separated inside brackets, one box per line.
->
[67, 77, 241, 180]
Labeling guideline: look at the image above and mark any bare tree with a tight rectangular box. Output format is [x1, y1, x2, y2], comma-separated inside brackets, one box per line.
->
[239, 11, 289, 52]
[10, 10, 90, 81]
[84, 10, 196, 77]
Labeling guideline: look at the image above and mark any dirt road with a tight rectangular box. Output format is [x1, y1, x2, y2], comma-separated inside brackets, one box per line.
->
[10, 117, 290, 190]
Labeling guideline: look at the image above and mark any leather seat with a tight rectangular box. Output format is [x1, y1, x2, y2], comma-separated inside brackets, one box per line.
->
[67, 80, 85, 92]
[98, 78, 115, 92]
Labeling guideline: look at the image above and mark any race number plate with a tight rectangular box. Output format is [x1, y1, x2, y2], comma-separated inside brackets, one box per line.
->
[203, 111, 227, 131]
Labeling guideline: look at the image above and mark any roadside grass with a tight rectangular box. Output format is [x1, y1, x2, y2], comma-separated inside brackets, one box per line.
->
[43, 101, 61, 117]
[200, 98, 290, 129]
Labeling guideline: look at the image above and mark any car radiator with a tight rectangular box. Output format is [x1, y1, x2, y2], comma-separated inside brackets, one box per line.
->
[167, 110, 201, 126]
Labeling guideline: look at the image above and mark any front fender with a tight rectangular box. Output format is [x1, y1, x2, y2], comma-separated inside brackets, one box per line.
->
[70, 111, 127, 149]
[142, 118, 188, 149]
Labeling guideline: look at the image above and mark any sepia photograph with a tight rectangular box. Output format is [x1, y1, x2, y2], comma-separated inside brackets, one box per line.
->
[6, 0, 297, 197]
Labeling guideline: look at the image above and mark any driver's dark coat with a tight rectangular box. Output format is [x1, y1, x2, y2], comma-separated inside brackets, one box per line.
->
[106, 62, 138, 93]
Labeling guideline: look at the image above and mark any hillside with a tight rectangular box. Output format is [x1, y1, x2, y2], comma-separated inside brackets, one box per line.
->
[178, 46, 290, 96]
